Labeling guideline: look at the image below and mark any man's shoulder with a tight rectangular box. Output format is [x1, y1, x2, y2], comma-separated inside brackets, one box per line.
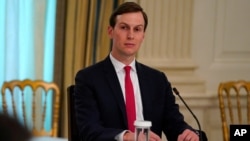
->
[136, 62, 169, 84]
[76, 57, 111, 75]
[136, 62, 163, 74]
[77, 60, 104, 72]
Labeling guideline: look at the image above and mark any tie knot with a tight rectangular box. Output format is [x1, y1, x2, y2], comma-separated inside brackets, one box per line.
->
[124, 66, 131, 73]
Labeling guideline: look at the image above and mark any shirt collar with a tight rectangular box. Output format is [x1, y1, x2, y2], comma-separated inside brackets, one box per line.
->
[109, 53, 136, 73]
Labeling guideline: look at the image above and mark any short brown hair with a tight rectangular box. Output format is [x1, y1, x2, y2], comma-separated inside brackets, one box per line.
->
[109, 2, 148, 31]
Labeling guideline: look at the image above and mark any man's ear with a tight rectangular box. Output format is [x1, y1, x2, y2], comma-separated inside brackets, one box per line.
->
[107, 26, 113, 38]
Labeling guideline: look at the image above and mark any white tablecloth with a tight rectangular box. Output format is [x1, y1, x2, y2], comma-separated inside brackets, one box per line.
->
[30, 137, 68, 141]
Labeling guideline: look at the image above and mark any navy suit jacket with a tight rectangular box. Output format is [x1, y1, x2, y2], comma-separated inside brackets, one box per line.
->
[74, 56, 193, 141]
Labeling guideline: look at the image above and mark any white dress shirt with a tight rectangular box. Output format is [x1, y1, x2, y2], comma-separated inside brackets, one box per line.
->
[110, 54, 144, 140]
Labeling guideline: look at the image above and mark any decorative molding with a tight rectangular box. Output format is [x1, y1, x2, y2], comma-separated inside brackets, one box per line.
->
[138, 0, 205, 94]
[214, 0, 250, 64]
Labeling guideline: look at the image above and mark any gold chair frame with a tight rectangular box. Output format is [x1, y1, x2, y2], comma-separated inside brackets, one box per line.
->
[218, 80, 250, 141]
[1, 79, 61, 137]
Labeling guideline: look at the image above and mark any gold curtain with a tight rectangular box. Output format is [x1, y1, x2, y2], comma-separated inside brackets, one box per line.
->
[55, 0, 124, 137]
[95, 2, 113, 61]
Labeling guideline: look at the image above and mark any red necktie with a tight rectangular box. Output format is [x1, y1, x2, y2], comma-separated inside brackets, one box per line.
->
[124, 66, 136, 132]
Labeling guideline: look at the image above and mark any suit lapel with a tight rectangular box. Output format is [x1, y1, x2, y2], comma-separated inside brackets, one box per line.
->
[102, 57, 127, 125]
[136, 62, 153, 120]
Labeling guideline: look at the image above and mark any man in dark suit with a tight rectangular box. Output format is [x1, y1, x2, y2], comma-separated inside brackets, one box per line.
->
[74, 2, 199, 141]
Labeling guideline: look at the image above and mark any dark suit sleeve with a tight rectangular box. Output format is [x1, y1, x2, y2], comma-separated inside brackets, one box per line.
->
[161, 73, 195, 141]
[74, 69, 123, 141]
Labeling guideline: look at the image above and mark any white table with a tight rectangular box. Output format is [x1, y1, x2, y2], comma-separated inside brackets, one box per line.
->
[30, 137, 68, 141]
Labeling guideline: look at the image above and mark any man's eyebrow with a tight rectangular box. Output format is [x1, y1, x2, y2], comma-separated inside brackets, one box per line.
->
[118, 22, 144, 27]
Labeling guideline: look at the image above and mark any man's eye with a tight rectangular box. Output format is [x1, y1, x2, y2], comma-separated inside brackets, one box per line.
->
[135, 28, 142, 32]
[121, 26, 128, 30]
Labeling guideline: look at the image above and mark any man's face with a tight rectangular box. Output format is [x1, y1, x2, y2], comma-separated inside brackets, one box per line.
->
[108, 12, 145, 59]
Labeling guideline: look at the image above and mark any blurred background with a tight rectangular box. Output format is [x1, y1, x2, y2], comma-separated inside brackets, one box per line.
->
[0, 0, 249, 141]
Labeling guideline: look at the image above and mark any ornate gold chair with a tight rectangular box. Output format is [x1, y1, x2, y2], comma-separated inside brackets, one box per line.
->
[218, 80, 250, 141]
[1, 79, 61, 137]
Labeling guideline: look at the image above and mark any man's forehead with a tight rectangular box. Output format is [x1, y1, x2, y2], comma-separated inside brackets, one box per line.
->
[116, 12, 144, 26]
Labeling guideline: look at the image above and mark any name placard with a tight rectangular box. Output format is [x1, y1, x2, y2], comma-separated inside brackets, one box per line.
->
[230, 124, 250, 141]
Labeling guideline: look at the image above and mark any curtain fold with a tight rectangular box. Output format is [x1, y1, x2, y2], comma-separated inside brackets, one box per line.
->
[95, 1, 113, 61]
[53, 0, 67, 136]
[0, 1, 5, 93]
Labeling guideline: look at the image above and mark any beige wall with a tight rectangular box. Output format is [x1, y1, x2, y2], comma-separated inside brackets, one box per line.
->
[133, 0, 250, 141]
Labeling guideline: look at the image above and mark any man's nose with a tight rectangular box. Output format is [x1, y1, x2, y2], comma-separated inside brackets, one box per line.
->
[127, 30, 134, 39]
